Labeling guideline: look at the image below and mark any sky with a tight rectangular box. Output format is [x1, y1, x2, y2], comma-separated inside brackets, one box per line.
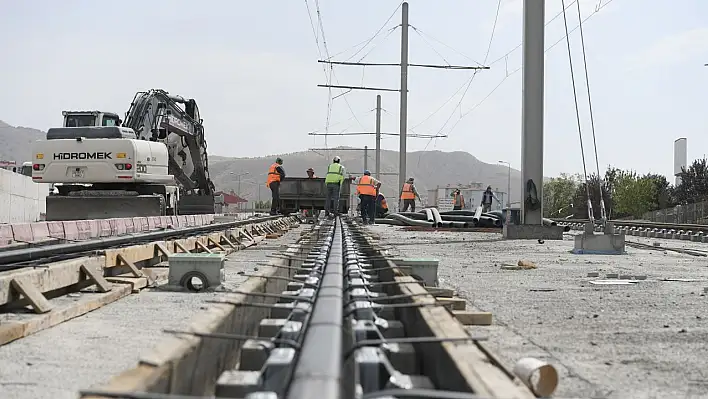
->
[1, 0, 707, 181]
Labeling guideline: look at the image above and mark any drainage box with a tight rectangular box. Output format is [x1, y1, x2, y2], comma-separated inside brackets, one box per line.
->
[391, 258, 439, 287]
[168, 253, 226, 291]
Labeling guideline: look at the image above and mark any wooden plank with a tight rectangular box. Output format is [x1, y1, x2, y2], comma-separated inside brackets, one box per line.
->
[394, 271, 535, 399]
[80, 264, 112, 293]
[453, 311, 493, 326]
[82, 245, 306, 398]
[10, 279, 53, 313]
[106, 276, 150, 293]
[436, 297, 466, 310]
[0, 257, 105, 306]
[0, 284, 132, 346]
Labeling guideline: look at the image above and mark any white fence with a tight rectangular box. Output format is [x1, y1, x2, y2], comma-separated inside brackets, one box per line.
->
[0, 168, 49, 224]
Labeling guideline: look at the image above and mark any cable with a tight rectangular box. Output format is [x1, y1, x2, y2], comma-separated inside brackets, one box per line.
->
[304, 0, 334, 150]
[486, 0, 580, 67]
[560, 0, 593, 222]
[445, 0, 617, 136]
[575, 0, 607, 223]
[409, 27, 484, 66]
[344, 1, 403, 62]
[354, 26, 399, 64]
[411, 0, 502, 166]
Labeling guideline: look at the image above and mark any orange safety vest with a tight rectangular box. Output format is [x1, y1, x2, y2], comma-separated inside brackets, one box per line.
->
[400, 183, 415, 200]
[357, 175, 376, 196]
[266, 163, 281, 187]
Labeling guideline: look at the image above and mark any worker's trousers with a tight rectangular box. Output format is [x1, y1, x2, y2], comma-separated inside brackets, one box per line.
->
[402, 199, 415, 212]
[482, 203, 491, 213]
[325, 183, 341, 216]
[453, 205, 462, 210]
[269, 181, 280, 215]
[359, 194, 376, 224]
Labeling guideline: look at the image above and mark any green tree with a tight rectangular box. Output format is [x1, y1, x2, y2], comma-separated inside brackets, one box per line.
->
[543, 173, 580, 218]
[612, 171, 656, 218]
[675, 159, 708, 204]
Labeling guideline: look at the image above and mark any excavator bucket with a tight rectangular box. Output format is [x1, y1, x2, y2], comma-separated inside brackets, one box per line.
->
[45, 195, 165, 221]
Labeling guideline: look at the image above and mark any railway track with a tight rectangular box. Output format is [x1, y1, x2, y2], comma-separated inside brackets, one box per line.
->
[555, 218, 708, 242]
[0, 215, 298, 347]
[0, 215, 285, 269]
[78, 217, 538, 399]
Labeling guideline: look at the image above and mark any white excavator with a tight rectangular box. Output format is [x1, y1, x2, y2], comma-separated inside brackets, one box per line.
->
[31, 89, 217, 221]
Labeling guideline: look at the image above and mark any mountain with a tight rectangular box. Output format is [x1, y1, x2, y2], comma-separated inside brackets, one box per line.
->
[208, 148, 522, 205]
[0, 120, 522, 203]
[0, 120, 45, 163]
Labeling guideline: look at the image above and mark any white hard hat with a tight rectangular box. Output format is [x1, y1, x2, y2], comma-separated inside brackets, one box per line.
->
[333, 156, 341, 162]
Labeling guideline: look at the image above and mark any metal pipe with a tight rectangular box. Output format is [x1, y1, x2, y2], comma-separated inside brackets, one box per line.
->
[386, 213, 435, 227]
[393, 212, 428, 220]
[424, 208, 435, 223]
[473, 206, 483, 224]
[449, 221, 468, 228]
[439, 210, 476, 216]
[0, 215, 284, 266]
[374, 218, 405, 226]
[430, 207, 444, 227]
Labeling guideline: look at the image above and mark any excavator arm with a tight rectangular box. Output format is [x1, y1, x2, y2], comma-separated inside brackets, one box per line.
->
[123, 89, 214, 196]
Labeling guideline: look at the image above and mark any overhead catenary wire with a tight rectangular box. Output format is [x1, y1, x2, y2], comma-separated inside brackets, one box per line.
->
[574, 0, 607, 223]
[560, 0, 594, 222]
[443, 0, 617, 137]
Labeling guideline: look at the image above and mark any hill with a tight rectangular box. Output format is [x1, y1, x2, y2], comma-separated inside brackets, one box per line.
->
[209, 148, 522, 204]
[0, 120, 522, 203]
[0, 120, 45, 163]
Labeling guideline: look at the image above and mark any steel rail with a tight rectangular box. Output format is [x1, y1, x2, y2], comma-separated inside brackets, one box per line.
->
[285, 217, 344, 398]
[554, 218, 708, 233]
[0, 215, 285, 267]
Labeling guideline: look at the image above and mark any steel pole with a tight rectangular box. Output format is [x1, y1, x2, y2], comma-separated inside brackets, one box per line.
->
[375, 95, 381, 180]
[520, 0, 545, 224]
[398, 2, 409, 210]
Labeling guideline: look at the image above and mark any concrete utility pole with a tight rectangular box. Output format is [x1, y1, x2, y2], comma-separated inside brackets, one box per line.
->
[375, 94, 382, 180]
[520, 0, 545, 225]
[398, 1, 409, 208]
[364, 146, 368, 172]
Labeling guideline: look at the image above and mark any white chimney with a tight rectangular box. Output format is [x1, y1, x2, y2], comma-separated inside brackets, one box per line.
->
[674, 138, 687, 186]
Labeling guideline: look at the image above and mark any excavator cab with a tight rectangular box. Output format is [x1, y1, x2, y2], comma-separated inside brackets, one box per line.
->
[62, 111, 122, 128]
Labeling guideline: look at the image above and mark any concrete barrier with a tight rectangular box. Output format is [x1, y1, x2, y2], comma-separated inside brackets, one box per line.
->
[0, 168, 50, 224]
[0, 214, 223, 246]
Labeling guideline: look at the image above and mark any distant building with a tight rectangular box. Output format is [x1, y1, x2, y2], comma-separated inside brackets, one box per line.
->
[215, 190, 247, 213]
[426, 183, 506, 211]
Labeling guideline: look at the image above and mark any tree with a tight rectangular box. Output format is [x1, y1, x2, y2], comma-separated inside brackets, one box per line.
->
[571, 172, 613, 220]
[543, 173, 580, 218]
[674, 159, 708, 204]
[612, 171, 656, 218]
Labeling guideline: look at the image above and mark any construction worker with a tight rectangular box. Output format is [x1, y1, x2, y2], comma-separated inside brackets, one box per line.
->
[324, 156, 346, 217]
[481, 185, 499, 213]
[356, 170, 381, 225]
[452, 189, 465, 210]
[306, 168, 317, 178]
[400, 177, 420, 212]
[376, 192, 389, 218]
[266, 157, 286, 215]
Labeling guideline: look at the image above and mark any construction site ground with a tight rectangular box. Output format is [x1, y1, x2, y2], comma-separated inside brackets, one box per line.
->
[0, 230, 300, 399]
[369, 225, 708, 399]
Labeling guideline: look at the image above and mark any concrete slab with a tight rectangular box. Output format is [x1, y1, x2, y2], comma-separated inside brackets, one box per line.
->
[0, 228, 301, 399]
[369, 224, 708, 398]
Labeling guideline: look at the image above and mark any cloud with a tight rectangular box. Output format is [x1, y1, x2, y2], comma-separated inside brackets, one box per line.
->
[624, 28, 708, 71]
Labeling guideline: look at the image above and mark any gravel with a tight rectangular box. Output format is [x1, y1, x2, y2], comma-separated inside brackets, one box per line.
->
[0, 227, 301, 399]
[369, 225, 708, 398]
